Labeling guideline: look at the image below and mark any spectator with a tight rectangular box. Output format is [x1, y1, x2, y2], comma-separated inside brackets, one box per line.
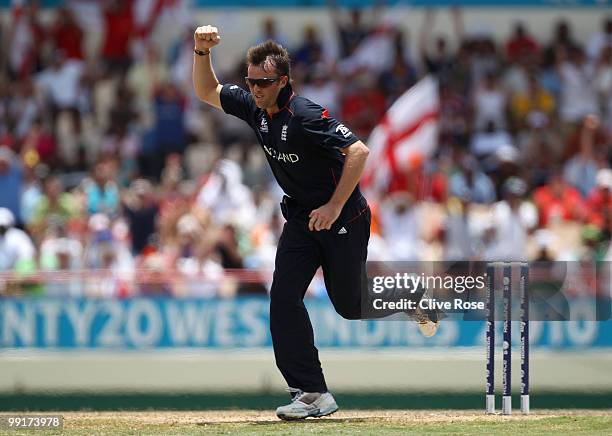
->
[533, 169, 586, 226]
[0, 207, 36, 272]
[122, 179, 159, 255]
[35, 51, 83, 114]
[35, 50, 84, 164]
[379, 192, 423, 260]
[126, 45, 169, 124]
[472, 71, 509, 131]
[137, 252, 172, 297]
[546, 19, 579, 59]
[196, 159, 256, 231]
[587, 168, 612, 232]
[101, 0, 135, 74]
[20, 118, 56, 167]
[82, 160, 120, 217]
[84, 216, 134, 297]
[521, 132, 561, 189]
[449, 155, 496, 204]
[470, 120, 514, 160]
[215, 224, 244, 269]
[39, 225, 83, 296]
[510, 74, 556, 131]
[299, 65, 341, 117]
[7, 1, 44, 78]
[483, 177, 538, 261]
[10, 78, 41, 142]
[20, 163, 45, 227]
[328, 1, 380, 59]
[40, 231, 82, 272]
[103, 82, 139, 179]
[340, 71, 386, 139]
[469, 33, 500, 86]
[29, 175, 79, 244]
[438, 82, 471, 148]
[557, 46, 598, 125]
[442, 190, 478, 261]
[50, 6, 84, 61]
[586, 17, 612, 61]
[593, 46, 612, 130]
[506, 22, 539, 63]
[153, 82, 187, 156]
[378, 29, 418, 106]
[563, 115, 606, 197]
[293, 25, 324, 68]
[170, 213, 224, 298]
[0, 146, 24, 224]
[419, 9, 461, 86]
[255, 17, 289, 49]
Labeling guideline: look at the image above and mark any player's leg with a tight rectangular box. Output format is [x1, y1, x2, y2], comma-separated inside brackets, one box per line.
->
[320, 201, 440, 336]
[270, 219, 339, 420]
[270, 219, 325, 392]
[319, 200, 372, 320]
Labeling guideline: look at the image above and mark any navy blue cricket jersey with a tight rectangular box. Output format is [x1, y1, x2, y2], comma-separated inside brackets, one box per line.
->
[220, 83, 363, 209]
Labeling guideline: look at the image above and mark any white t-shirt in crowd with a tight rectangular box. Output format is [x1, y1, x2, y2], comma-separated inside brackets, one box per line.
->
[473, 86, 507, 130]
[559, 61, 598, 123]
[0, 228, 36, 271]
[36, 60, 84, 109]
[484, 200, 538, 261]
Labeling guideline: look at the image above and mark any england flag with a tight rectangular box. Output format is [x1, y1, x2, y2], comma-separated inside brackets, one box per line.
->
[362, 76, 440, 195]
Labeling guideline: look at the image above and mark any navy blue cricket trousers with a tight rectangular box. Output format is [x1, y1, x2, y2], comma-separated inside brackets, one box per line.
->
[269, 194, 371, 393]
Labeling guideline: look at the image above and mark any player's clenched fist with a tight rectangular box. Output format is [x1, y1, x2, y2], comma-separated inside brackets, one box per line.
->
[194, 25, 221, 50]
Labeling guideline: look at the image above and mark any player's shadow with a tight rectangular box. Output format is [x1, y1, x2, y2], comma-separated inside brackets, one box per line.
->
[197, 417, 374, 426]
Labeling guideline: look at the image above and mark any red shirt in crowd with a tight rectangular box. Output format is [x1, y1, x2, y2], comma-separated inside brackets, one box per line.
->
[101, 1, 135, 60]
[586, 188, 612, 229]
[506, 35, 539, 62]
[52, 21, 83, 60]
[533, 181, 585, 226]
[341, 89, 386, 139]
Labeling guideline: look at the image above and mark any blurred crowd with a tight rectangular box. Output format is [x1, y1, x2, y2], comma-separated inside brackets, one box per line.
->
[0, 1, 610, 297]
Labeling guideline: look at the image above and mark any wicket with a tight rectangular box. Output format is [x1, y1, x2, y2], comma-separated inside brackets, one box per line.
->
[485, 262, 530, 415]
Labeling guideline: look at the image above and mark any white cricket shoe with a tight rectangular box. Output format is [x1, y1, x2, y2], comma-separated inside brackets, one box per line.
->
[276, 388, 338, 420]
[414, 307, 440, 337]
[413, 286, 440, 337]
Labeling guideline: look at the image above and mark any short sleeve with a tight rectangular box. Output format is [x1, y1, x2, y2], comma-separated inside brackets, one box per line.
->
[298, 100, 359, 150]
[219, 84, 257, 125]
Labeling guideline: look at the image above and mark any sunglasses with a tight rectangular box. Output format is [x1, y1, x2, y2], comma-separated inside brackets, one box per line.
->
[244, 77, 281, 88]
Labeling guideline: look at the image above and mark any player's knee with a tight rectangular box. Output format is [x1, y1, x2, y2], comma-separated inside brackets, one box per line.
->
[269, 291, 302, 311]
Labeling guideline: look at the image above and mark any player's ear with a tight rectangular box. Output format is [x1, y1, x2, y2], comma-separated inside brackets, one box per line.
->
[280, 75, 289, 87]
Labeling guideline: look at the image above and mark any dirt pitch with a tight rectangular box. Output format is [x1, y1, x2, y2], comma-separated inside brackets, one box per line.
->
[6, 410, 608, 435]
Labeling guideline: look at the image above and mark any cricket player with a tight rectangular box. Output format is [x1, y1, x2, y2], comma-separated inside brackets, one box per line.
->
[192, 25, 438, 420]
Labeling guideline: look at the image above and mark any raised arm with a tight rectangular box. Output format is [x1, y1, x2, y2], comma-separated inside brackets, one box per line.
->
[192, 25, 223, 109]
[451, 7, 465, 47]
[419, 9, 436, 60]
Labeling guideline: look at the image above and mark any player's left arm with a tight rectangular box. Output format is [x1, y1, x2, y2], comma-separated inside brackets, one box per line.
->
[309, 140, 369, 231]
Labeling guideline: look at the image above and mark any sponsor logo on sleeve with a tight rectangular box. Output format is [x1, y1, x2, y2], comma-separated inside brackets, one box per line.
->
[336, 124, 352, 138]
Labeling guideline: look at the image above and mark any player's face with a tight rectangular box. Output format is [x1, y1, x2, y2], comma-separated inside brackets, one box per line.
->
[246, 64, 288, 110]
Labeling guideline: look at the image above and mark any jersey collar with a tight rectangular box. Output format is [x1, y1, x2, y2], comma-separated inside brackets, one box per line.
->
[275, 83, 294, 113]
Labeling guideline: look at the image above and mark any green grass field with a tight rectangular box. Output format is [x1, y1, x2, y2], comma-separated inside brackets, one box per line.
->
[1, 410, 611, 435]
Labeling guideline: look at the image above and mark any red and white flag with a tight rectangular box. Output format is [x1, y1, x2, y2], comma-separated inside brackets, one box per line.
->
[362, 76, 439, 194]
